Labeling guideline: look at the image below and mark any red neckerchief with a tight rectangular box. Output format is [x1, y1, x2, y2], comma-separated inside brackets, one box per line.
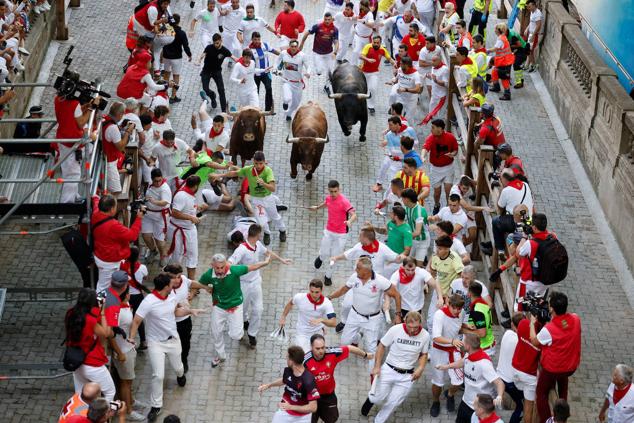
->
[152, 289, 168, 300]
[462, 57, 474, 65]
[358, 10, 367, 18]
[361, 240, 379, 253]
[237, 57, 248, 67]
[152, 116, 163, 124]
[403, 67, 417, 75]
[307, 293, 325, 310]
[427, 45, 437, 52]
[209, 126, 223, 138]
[343, 10, 353, 17]
[397, 123, 408, 133]
[507, 179, 524, 190]
[614, 383, 632, 404]
[398, 267, 415, 284]
[249, 41, 261, 49]
[399, 115, 408, 122]
[441, 306, 458, 318]
[433, 62, 445, 69]
[286, 48, 299, 57]
[157, 91, 168, 99]
[467, 348, 491, 362]
[160, 140, 177, 150]
[251, 166, 264, 176]
[120, 260, 141, 276]
[479, 413, 502, 423]
[402, 323, 422, 336]
[470, 297, 488, 312]
[181, 186, 197, 197]
[475, 47, 487, 54]
[241, 241, 257, 252]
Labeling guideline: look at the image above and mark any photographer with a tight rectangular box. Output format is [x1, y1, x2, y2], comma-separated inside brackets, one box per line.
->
[92, 194, 144, 292]
[102, 102, 135, 199]
[512, 313, 543, 423]
[66, 397, 127, 423]
[64, 288, 115, 402]
[116, 50, 171, 109]
[529, 291, 581, 423]
[54, 86, 99, 203]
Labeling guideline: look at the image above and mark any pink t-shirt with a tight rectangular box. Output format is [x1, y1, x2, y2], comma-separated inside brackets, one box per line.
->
[325, 194, 354, 234]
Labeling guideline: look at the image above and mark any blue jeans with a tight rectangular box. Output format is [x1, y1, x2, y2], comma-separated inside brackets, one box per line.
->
[505, 381, 524, 423]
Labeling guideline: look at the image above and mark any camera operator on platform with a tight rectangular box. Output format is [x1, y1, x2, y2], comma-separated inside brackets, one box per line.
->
[102, 101, 135, 199]
[92, 194, 144, 292]
[529, 291, 581, 423]
[54, 82, 101, 203]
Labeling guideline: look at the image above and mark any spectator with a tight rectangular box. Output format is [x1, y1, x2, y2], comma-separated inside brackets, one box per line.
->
[91, 194, 144, 292]
[475, 104, 506, 167]
[103, 270, 129, 328]
[102, 101, 135, 199]
[495, 313, 524, 423]
[548, 399, 570, 423]
[496, 143, 526, 180]
[58, 382, 101, 423]
[598, 364, 634, 423]
[512, 312, 544, 423]
[450, 265, 492, 314]
[4, 105, 45, 153]
[64, 288, 115, 402]
[66, 398, 127, 423]
[529, 291, 581, 423]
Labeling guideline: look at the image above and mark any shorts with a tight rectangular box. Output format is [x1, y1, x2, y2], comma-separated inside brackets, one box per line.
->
[465, 216, 476, 230]
[272, 409, 311, 423]
[201, 188, 222, 210]
[430, 347, 464, 387]
[429, 163, 454, 188]
[410, 238, 430, 262]
[529, 33, 539, 52]
[112, 348, 136, 380]
[312, 393, 339, 423]
[513, 368, 537, 401]
[163, 58, 183, 74]
[142, 210, 169, 241]
[106, 160, 122, 194]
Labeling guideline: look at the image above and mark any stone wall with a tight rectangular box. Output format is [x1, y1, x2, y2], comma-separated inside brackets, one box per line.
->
[539, 0, 634, 271]
[2, 2, 60, 138]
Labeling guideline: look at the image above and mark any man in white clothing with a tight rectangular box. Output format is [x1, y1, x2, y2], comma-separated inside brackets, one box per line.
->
[352, 0, 374, 65]
[598, 364, 634, 423]
[228, 223, 290, 348]
[188, 0, 222, 48]
[387, 56, 422, 120]
[418, 35, 437, 98]
[276, 39, 310, 121]
[142, 168, 172, 266]
[334, 3, 355, 63]
[450, 265, 492, 315]
[230, 49, 271, 108]
[390, 257, 444, 318]
[422, 53, 449, 125]
[220, 0, 246, 57]
[279, 279, 337, 352]
[237, 4, 278, 50]
[150, 129, 196, 192]
[328, 257, 402, 373]
[166, 175, 201, 280]
[102, 102, 135, 199]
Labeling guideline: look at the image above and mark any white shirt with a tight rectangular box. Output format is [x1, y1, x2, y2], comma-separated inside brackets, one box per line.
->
[277, 50, 310, 82]
[395, 68, 422, 102]
[136, 293, 179, 342]
[292, 293, 336, 335]
[122, 112, 143, 135]
[390, 267, 432, 312]
[431, 64, 449, 97]
[392, 0, 413, 14]
[238, 17, 267, 47]
[437, 206, 468, 238]
[171, 190, 197, 229]
[346, 272, 392, 316]
[418, 46, 437, 77]
[606, 382, 634, 423]
[223, 7, 246, 33]
[128, 264, 149, 296]
[343, 241, 398, 278]
[384, 16, 421, 42]
[536, 326, 553, 346]
[496, 330, 518, 383]
[498, 182, 533, 216]
[172, 275, 193, 323]
[146, 182, 172, 212]
[463, 353, 499, 409]
[195, 7, 220, 34]
[431, 307, 463, 347]
[228, 240, 267, 283]
[115, 305, 135, 354]
[227, 216, 258, 241]
[150, 119, 173, 145]
[450, 279, 489, 313]
[528, 9, 543, 35]
[151, 138, 190, 179]
[415, 0, 434, 13]
[230, 60, 265, 92]
[381, 323, 430, 370]
[354, 13, 374, 38]
[334, 12, 355, 36]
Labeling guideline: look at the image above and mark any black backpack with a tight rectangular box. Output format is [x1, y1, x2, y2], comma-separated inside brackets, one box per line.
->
[533, 235, 568, 285]
[62, 338, 98, 372]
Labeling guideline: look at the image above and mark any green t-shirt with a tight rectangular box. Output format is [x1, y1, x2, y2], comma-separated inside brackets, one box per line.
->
[199, 265, 249, 310]
[386, 221, 413, 254]
[405, 204, 428, 241]
[180, 151, 214, 181]
[469, 301, 495, 349]
[237, 165, 275, 198]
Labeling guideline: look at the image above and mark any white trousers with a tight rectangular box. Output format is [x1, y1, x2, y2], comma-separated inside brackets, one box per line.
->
[430, 346, 464, 387]
[272, 409, 311, 423]
[365, 72, 378, 109]
[59, 144, 81, 203]
[341, 309, 383, 372]
[294, 330, 323, 354]
[376, 155, 403, 186]
[251, 195, 286, 234]
[211, 304, 244, 360]
[369, 364, 415, 423]
[106, 160, 122, 194]
[319, 230, 348, 278]
[238, 88, 260, 109]
[147, 338, 184, 408]
[388, 86, 419, 120]
[336, 35, 353, 62]
[341, 289, 354, 324]
[167, 223, 198, 269]
[73, 364, 116, 402]
[224, 31, 241, 57]
[427, 290, 441, 335]
[200, 30, 214, 49]
[323, 3, 344, 17]
[313, 53, 335, 78]
[353, 34, 372, 65]
[241, 279, 263, 337]
[282, 81, 303, 119]
[94, 256, 122, 293]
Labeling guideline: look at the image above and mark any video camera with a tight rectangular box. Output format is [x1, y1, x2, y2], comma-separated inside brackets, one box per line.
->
[519, 291, 550, 323]
[53, 46, 111, 111]
[516, 209, 533, 235]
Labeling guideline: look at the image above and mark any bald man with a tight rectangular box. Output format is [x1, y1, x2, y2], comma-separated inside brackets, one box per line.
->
[59, 382, 101, 422]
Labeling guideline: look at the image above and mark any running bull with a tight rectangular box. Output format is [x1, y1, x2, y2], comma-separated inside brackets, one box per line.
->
[328, 63, 371, 142]
[229, 106, 274, 166]
[287, 102, 328, 180]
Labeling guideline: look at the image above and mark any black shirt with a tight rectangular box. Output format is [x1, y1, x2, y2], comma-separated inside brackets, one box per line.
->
[202, 44, 232, 73]
[162, 26, 192, 60]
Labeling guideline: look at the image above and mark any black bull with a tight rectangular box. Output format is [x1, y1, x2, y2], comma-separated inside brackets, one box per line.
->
[287, 102, 328, 180]
[328, 63, 371, 142]
[229, 107, 274, 166]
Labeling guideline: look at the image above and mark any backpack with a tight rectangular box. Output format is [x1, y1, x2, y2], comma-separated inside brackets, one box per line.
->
[533, 235, 568, 285]
[62, 338, 98, 372]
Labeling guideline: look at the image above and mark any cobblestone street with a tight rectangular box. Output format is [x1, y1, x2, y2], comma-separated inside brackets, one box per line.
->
[0, 0, 633, 422]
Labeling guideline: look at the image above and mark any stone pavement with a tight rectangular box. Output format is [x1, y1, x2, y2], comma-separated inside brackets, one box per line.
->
[0, 0, 633, 422]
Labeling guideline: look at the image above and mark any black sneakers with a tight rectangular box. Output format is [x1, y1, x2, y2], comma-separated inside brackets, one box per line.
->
[176, 374, 186, 387]
[244, 321, 250, 331]
[324, 276, 332, 286]
[432, 204, 440, 215]
[314, 257, 323, 269]
[335, 322, 345, 333]
[248, 335, 257, 349]
[148, 407, 162, 422]
[430, 401, 440, 417]
[263, 233, 271, 245]
[446, 394, 455, 412]
[279, 231, 287, 242]
[361, 398, 374, 416]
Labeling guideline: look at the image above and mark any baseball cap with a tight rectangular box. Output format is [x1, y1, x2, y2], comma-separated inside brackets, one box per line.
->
[29, 105, 43, 115]
[111, 270, 129, 288]
[481, 103, 495, 117]
[497, 143, 512, 155]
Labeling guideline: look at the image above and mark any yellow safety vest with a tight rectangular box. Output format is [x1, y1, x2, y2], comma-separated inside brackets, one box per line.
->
[473, 0, 493, 13]
[472, 93, 486, 107]
[470, 51, 489, 78]
[461, 61, 479, 93]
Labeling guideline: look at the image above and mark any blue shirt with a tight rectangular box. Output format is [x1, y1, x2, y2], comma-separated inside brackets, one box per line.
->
[404, 150, 423, 168]
[250, 42, 274, 71]
[385, 126, 418, 152]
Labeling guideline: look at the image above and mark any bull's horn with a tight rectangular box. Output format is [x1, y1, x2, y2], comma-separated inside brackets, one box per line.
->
[285, 136, 300, 143]
[315, 137, 329, 144]
[328, 93, 343, 99]
[260, 110, 276, 116]
[356, 93, 371, 99]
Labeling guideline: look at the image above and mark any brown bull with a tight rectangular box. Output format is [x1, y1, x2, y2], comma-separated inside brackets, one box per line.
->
[229, 106, 274, 166]
[287, 102, 328, 180]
